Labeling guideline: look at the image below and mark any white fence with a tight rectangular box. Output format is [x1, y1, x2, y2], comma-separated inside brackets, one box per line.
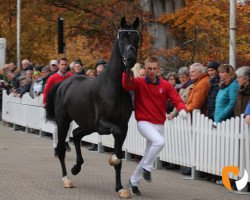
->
[1, 90, 249, 183]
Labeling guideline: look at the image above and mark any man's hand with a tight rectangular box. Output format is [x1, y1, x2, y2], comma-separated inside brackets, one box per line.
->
[167, 114, 173, 120]
[179, 109, 188, 119]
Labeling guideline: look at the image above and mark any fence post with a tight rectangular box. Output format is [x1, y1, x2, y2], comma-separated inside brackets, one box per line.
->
[183, 110, 200, 180]
[154, 157, 162, 169]
[125, 149, 132, 161]
[97, 135, 104, 153]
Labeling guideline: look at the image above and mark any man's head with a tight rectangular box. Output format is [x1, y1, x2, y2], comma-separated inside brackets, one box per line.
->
[189, 63, 206, 81]
[49, 60, 59, 72]
[6, 71, 15, 81]
[207, 61, 220, 79]
[96, 65, 105, 75]
[19, 76, 31, 87]
[95, 58, 106, 76]
[21, 59, 31, 70]
[58, 58, 68, 74]
[41, 66, 51, 78]
[74, 59, 84, 74]
[144, 56, 160, 81]
[8, 63, 17, 72]
[25, 70, 33, 79]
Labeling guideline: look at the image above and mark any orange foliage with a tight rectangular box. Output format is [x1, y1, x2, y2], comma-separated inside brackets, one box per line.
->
[158, 0, 250, 66]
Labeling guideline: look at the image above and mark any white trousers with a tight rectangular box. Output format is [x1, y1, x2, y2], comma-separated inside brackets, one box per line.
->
[130, 121, 165, 186]
[53, 125, 71, 148]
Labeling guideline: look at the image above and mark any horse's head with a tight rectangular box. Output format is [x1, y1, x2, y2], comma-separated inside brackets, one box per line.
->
[117, 17, 140, 71]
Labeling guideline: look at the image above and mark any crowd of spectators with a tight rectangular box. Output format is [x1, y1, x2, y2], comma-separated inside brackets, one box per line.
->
[0, 58, 105, 100]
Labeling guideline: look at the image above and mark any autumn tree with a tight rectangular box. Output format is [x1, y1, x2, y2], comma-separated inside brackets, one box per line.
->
[0, 0, 147, 67]
[1, 0, 248, 69]
[158, 0, 250, 68]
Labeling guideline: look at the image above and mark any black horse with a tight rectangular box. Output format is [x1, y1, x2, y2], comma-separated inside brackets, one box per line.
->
[45, 17, 139, 198]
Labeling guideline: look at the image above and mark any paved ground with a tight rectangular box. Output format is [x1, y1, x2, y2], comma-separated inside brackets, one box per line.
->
[0, 123, 249, 200]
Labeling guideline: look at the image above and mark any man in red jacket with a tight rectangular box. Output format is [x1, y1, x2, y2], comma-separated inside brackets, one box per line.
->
[43, 57, 72, 157]
[122, 56, 187, 196]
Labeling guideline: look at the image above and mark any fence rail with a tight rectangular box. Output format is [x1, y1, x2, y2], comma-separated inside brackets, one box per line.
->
[1, 90, 249, 183]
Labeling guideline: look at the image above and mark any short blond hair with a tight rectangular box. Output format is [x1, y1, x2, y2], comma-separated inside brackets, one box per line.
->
[145, 56, 159, 65]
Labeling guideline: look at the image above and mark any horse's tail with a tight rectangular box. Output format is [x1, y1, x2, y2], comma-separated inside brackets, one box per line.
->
[45, 82, 62, 122]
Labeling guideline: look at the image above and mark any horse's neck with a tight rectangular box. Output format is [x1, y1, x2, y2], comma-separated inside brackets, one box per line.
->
[105, 40, 124, 82]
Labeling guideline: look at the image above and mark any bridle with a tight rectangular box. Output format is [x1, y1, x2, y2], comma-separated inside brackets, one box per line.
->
[117, 29, 139, 70]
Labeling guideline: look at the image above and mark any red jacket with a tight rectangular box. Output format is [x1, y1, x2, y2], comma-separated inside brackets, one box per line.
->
[122, 72, 186, 124]
[43, 72, 71, 104]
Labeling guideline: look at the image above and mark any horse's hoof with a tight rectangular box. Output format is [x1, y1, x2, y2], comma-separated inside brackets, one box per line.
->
[71, 165, 81, 175]
[118, 189, 130, 199]
[109, 155, 121, 166]
[64, 179, 73, 188]
[62, 177, 73, 188]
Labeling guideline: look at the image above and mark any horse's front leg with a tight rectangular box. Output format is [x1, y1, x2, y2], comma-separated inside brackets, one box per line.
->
[98, 120, 122, 165]
[71, 127, 85, 175]
[113, 128, 130, 199]
[97, 121, 130, 198]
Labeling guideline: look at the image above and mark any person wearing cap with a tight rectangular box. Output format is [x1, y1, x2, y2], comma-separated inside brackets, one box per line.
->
[234, 66, 250, 117]
[43, 58, 72, 156]
[95, 58, 106, 76]
[206, 61, 220, 120]
[49, 60, 59, 75]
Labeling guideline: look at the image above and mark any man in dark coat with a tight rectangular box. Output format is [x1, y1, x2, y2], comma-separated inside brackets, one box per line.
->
[206, 61, 220, 121]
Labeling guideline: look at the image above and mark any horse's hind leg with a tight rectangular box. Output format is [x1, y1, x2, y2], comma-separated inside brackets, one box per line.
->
[71, 127, 90, 175]
[56, 118, 73, 188]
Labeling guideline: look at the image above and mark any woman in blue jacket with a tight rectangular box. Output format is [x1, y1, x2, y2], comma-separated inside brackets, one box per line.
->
[214, 64, 239, 123]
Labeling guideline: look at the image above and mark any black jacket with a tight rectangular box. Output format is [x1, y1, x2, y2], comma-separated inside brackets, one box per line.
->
[206, 76, 220, 120]
[234, 83, 250, 117]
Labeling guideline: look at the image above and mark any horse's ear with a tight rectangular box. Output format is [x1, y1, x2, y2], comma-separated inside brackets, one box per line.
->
[120, 17, 127, 28]
[133, 17, 140, 29]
